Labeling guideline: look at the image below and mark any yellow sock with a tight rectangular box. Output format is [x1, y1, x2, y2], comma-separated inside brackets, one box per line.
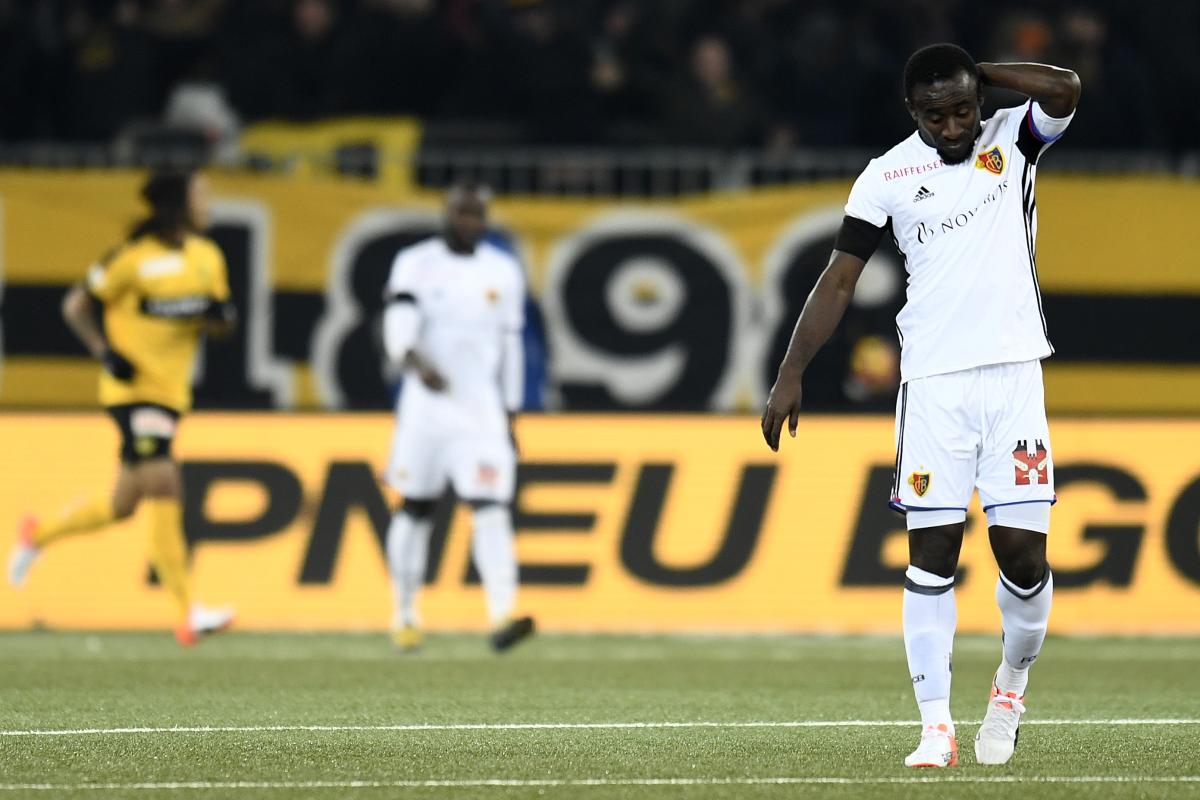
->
[145, 497, 191, 620]
[31, 495, 116, 548]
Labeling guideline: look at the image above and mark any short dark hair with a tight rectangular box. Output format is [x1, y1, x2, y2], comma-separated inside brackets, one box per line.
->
[141, 170, 191, 217]
[904, 43, 978, 101]
[129, 169, 194, 241]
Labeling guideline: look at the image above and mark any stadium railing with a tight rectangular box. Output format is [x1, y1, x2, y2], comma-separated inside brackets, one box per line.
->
[0, 138, 1195, 198]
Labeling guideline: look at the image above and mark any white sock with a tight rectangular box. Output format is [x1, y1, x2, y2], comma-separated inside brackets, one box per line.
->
[385, 511, 432, 628]
[994, 568, 1053, 696]
[471, 504, 518, 627]
[903, 565, 957, 733]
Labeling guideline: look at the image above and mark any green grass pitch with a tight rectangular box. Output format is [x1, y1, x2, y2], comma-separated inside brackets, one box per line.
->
[0, 632, 1197, 799]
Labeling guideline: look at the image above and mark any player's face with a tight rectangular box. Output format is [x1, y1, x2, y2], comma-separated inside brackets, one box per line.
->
[907, 72, 983, 165]
[446, 193, 487, 250]
[187, 174, 211, 231]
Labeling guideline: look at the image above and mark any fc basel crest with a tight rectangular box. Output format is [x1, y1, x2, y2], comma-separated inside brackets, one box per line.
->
[975, 145, 1005, 175]
[908, 471, 932, 497]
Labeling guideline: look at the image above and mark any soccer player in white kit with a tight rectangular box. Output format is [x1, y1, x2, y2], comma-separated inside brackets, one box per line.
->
[381, 184, 534, 653]
[762, 44, 1080, 767]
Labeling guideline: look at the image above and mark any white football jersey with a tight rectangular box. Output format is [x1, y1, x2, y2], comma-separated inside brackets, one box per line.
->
[384, 237, 525, 434]
[845, 100, 1073, 383]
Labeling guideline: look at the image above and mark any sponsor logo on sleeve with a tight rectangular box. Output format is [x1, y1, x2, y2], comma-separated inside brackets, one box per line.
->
[86, 264, 107, 291]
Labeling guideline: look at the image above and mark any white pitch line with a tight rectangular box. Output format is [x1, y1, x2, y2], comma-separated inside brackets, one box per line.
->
[1, 776, 1199, 792]
[1, 719, 1197, 737]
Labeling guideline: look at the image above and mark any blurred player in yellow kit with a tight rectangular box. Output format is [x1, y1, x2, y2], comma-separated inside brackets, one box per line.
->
[7, 170, 237, 646]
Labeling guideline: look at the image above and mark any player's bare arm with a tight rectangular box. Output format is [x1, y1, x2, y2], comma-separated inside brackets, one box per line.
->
[761, 249, 867, 451]
[382, 286, 446, 392]
[205, 300, 238, 341]
[403, 350, 447, 392]
[62, 284, 134, 380]
[61, 285, 106, 359]
[508, 412, 520, 457]
[976, 62, 1081, 118]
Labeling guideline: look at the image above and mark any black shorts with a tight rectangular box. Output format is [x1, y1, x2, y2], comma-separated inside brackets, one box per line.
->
[106, 403, 181, 463]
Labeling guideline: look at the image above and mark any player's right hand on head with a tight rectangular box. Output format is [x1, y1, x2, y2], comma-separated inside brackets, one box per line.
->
[761, 372, 802, 452]
[101, 347, 136, 381]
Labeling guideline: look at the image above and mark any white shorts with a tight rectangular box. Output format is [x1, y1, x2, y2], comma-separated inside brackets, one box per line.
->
[890, 360, 1055, 529]
[385, 423, 516, 503]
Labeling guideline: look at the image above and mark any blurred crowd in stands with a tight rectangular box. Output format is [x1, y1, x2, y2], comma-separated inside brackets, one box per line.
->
[0, 0, 1195, 152]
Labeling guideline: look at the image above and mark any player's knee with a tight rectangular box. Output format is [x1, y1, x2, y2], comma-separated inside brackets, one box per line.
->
[907, 524, 963, 579]
[134, 457, 181, 498]
[112, 497, 138, 520]
[996, 547, 1047, 590]
[990, 527, 1047, 590]
[468, 501, 510, 531]
[400, 498, 437, 520]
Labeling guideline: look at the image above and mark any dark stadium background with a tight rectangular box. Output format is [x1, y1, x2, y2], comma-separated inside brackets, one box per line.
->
[1, 0, 1197, 631]
[1, 3, 1200, 795]
[1, 0, 1197, 416]
[2, 0, 1196, 152]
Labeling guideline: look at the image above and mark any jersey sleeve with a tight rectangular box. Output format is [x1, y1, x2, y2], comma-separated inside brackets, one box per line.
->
[1015, 100, 1074, 163]
[208, 244, 231, 302]
[85, 246, 136, 304]
[384, 248, 419, 304]
[503, 256, 526, 332]
[834, 216, 886, 262]
[844, 160, 890, 228]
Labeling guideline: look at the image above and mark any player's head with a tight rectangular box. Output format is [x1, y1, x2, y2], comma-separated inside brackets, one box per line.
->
[903, 43, 983, 165]
[443, 181, 491, 254]
[132, 170, 210, 241]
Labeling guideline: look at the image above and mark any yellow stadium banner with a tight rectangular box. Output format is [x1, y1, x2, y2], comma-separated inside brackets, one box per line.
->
[1, 414, 1197, 634]
[2, 170, 1200, 413]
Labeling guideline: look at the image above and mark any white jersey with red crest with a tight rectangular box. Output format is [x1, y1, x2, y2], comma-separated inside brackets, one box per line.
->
[845, 101, 1073, 383]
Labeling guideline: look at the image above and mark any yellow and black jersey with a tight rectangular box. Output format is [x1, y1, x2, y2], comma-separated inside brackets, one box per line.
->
[85, 233, 229, 413]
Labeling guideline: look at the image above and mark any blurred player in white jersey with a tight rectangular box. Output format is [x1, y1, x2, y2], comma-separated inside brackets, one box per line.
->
[763, 44, 1080, 767]
[381, 184, 534, 653]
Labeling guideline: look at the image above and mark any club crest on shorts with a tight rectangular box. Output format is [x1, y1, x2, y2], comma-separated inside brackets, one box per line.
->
[975, 145, 1005, 175]
[485, 288, 500, 305]
[130, 407, 177, 438]
[1013, 439, 1049, 485]
[908, 470, 931, 497]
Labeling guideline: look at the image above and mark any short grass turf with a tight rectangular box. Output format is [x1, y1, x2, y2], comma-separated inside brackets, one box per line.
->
[0, 633, 1197, 799]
